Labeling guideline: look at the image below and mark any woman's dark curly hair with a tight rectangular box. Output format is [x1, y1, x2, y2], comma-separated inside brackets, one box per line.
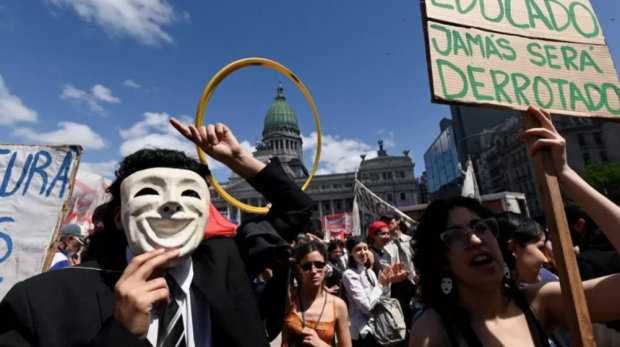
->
[83, 148, 210, 262]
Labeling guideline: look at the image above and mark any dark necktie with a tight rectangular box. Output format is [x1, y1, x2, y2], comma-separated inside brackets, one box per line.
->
[157, 275, 187, 347]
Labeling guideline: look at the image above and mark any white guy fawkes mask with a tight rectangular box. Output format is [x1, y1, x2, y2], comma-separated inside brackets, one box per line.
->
[120, 168, 210, 268]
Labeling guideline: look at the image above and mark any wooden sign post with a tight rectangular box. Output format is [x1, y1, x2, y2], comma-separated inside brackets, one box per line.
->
[521, 111, 594, 346]
[419, 0, 620, 345]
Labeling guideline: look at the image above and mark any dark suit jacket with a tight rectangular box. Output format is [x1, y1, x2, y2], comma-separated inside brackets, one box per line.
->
[0, 158, 313, 347]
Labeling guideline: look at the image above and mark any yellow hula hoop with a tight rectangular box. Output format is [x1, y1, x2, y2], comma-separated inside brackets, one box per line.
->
[195, 58, 322, 214]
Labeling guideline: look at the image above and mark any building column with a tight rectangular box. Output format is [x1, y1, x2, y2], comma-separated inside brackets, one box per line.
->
[331, 199, 335, 215]
[318, 200, 323, 217]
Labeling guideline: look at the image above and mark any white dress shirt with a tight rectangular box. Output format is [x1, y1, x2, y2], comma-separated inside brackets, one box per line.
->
[385, 232, 416, 284]
[125, 248, 212, 347]
[342, 263, 390, 340]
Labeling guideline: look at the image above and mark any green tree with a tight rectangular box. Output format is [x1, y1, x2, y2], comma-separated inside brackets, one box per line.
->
[582, 162, 620, 203]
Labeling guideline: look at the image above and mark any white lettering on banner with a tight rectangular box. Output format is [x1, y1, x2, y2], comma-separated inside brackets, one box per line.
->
[352, 180, 417, 237]
[0, 145, 81, 299]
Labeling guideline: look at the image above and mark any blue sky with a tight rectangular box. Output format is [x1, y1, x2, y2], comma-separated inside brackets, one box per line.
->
[1, 0, 620, 182]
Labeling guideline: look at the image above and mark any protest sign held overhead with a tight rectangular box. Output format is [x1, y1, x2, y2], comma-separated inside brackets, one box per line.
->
[0, 145, 81, 299]
[426, 0, 605, 45]
[424, 0, 620, 118]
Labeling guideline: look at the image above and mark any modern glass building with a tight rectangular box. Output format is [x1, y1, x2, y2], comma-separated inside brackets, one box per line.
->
[424, 123, 461, 194]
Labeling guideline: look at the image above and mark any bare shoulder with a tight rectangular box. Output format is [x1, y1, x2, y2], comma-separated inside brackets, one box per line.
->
[333, 295, 348, 315]
[521, 281, 563, 331]
[409, 309, 448, 347]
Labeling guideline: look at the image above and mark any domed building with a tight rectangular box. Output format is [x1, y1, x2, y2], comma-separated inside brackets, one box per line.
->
[210, 82, 420, 222]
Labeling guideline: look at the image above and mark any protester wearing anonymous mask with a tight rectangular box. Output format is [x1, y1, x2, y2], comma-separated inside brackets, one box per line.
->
[0, 120, 313, 347]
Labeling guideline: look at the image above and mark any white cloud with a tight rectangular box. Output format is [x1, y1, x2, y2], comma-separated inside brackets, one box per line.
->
[302, 132, 377, 175]
[92, 84, 120, 103]
[378, 129, 396, 147]
[124, 79, 141, 88]
[80, 160, 117, 177]
[118, 112, 225, 170]
[45, 0, 185, 46]
[12, 122, 107, 149]
[0, 73, 38, 125]
[240, 140, 256, 154]
[60, 84, 120, 116]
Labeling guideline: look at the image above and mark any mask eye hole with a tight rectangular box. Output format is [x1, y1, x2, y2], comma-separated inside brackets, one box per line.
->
[134, 188, 159, 197]
[182, 190, 200, 199]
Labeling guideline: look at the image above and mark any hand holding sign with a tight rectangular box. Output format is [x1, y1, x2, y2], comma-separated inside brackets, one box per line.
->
[518, 106, 570, 178]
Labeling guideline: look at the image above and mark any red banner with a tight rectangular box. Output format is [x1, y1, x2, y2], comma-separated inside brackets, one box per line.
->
[62, 171, 112, 234]
[322, 212, 352, 241]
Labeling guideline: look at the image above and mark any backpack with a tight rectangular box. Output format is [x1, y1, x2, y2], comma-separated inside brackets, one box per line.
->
[365, 270, 407, 346]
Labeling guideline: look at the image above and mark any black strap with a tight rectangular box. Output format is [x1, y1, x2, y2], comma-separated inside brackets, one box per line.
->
[298, 291, 329, 329]
[441, 291, 551, 347]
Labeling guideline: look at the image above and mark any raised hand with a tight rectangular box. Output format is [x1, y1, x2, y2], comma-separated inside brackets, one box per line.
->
[170, 118, 266, 179]
[113, 249, 180, 340]
[170, 119, 244, 164]
[517, 106, 570, 178]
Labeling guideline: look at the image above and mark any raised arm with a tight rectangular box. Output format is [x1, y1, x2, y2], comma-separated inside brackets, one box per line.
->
[518, 107, 620, 251]
[170, 119, 313, 279]
[520, 106, 620, 330]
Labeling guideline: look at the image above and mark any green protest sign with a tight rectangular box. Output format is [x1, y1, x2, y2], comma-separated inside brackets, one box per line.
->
[426, 21, 620, 118]
[426, 0, 604, 45]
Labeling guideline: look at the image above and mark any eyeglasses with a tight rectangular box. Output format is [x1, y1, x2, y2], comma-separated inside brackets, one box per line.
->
[440, 218, 499, 251]
[300, 261, 327, 271]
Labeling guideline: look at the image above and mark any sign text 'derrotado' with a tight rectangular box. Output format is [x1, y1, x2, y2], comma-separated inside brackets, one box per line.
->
[426, 21, 620, 118]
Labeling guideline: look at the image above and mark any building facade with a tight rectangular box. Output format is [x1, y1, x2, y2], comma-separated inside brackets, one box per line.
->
[450, 105, 520, 167]
[418, 172, 430, 204]
[475, 113, 620, 217]
[424, 119, 462, 200]
[209, 83, 419, 221]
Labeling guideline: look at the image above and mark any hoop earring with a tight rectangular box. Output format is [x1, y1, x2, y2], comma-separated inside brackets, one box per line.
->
[441, 277, 453, 295]
[503, 262, 511, 279]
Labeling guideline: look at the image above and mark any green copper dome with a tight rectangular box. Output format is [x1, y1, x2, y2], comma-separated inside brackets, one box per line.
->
[264, 82, 299, 132]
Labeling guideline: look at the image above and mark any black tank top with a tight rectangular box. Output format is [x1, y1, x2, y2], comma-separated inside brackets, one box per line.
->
[439, 291, 551, 347]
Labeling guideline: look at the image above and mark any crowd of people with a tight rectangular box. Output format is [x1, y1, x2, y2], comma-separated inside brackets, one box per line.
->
[1, 106, 620, 347]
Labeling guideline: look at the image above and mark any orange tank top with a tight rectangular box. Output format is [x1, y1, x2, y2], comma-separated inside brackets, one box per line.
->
[281, 294, 337, 347]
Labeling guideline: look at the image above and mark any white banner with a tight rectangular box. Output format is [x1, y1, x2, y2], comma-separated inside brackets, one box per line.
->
[352, 180, 417, 237]
[0, 144, 80, 299]
[62, 171, 112, 234]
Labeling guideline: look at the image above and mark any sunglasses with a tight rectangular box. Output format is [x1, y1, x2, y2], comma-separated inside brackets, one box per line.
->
[440, 218, 499, 251]
[300, 261, 327, 271]
[375, 231, 390, 236]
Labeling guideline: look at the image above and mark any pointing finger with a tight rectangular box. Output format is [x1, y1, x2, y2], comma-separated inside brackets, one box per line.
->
[170, 118, 191, 139]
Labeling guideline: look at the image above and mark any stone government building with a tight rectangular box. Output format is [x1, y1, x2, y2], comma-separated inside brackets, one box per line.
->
[209, 83, 420, 221]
